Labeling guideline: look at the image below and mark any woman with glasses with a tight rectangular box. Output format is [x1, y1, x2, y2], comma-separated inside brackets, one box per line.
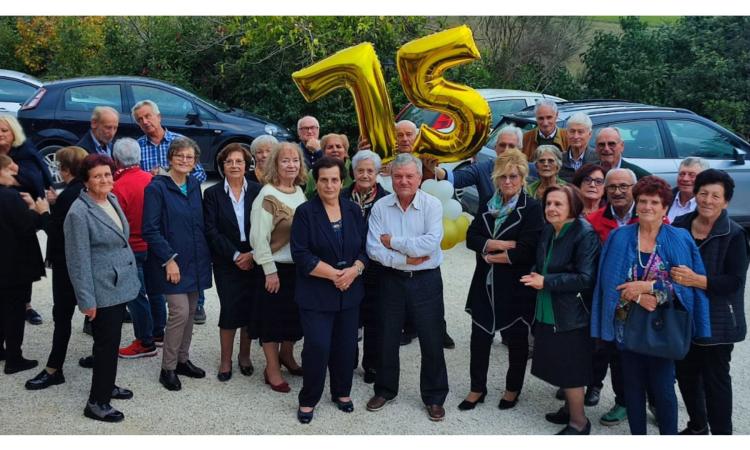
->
[527, 145, 567, 200]
[572, 164, 607, 217]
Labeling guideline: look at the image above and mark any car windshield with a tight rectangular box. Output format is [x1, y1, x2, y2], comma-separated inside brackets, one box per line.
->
[168, 84, 230, 112]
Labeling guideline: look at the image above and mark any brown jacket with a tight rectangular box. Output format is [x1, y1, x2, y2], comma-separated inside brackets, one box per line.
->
[522, 128, 568, 161]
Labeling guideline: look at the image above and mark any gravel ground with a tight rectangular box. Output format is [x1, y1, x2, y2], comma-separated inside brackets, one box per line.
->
[1, 230, 749, 435]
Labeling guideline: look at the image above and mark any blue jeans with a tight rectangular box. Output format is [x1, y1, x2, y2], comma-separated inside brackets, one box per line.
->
[129, 251, 167, 345]
[620, 350, 678, 434]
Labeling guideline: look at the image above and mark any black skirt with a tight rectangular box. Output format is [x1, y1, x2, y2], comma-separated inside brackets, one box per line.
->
[253, 263, 302, 343]
[531, 323, 592, 388]
[214, 263, 257, 330]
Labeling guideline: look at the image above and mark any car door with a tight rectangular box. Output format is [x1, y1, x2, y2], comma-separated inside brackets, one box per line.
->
[0, 77, 39, 116]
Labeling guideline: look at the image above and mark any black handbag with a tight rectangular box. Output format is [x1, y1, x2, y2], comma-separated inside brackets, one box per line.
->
[623, 299, 692, 360]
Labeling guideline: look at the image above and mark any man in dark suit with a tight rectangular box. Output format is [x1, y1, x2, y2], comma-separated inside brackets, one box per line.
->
[75, 106, 119, 156]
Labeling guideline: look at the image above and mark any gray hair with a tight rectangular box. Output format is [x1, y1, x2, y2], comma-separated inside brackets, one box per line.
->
[566, 112, 592, 132]
[534, 98, 558, 115]
[297, 115, 319, 129]
[91, 106, 119, 122]
[249, 135, 278, 155]
[679, 157, 709, 172]
[112, 138, 141, 167]
[533, 145, 563, 168]
[596, 127, 623, 142]
[395, 119, 419, 135]
[351, 150, 382, 173]
[496, 125, 523, 147]
[167, 136, 201, 160]
[131, 100, 160, 121]
[605, 168, 637, 185]
[390, 153, 422, 176]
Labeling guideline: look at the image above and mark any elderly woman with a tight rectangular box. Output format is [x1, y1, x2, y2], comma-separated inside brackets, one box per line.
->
[527, 145, 567, 200]
[248, 135, 278, 184]
[291, 156, 368, 423]
[204, 143, 262, 381]
[592, 176, 711, 435]
[672, 169, 748, 435]
[63, 154, 139, 422]
[342, 150, 389, 383]
[25, 146, 90, 390]
[142, 137, 213, 392]
[249, 142, 308, 392]
[0, 154, 49, 374]
[461, 149, 543, 411]
[521, 185, 600, 435]
[572, 163, 606, 217]
[304, 133, 354, 198]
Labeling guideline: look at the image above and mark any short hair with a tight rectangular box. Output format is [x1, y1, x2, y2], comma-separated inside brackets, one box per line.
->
[216, 143, 252, 173]
[496, 125, 523, 147]
[566, 112, 592, 132]
[632, 175, 673, 208]
[91, 106, 119, 122]
[55, 146, 89, 179]
[604, 168, 637, 185]
[0, 114, 27, 147]
[596, 127, 623, 142]
[131, 100, 160, 121]
[395, 120, 419, 135]
[534, 99, 558, 115]
[249, 135, 278, 156]
[491, 148, 529, 188]
[0, 154, 13, 170]
[320, 133, 350, 153]
[312, 155, 346, 182]
[264, 142, 308, 186]
[351, 150, 382, 173]
[391, 153, 422, 176]
[297, 115, 319, 129]
[694, 168, 735, 202]
[543, 184, 584, 219]
[167, 136, 201, 161]
[533, 145, 563, 168]
[112, 138, 141, 167]
[79, 154, 116, 182]
[679, 157, 710, 172]
[571, 163, 606, 188]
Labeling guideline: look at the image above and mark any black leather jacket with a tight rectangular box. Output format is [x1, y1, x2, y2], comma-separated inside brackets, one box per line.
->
[534, 218, 600, 333]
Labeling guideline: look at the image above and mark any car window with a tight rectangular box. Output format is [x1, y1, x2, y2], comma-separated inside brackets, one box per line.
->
[0, 78, 37, 103]
[132, 85, 195, 117]
[398, 105, 440, 128]
[665, 119, 735, 159]
[63, 84, 122, 112]
[591, 120, 665, 159]
[489, 99, 528, 120]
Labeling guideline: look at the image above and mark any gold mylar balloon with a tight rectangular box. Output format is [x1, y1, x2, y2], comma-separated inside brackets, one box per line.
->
[396, 25, 491, 163]
[441, 218, 460, 250]
[454, 214, 471, 242]
[292, 43, 397, 161]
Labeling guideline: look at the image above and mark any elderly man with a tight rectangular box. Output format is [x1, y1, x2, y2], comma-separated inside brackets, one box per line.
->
[667, 157, 708, 223]
[365, 153, 449, 422]
[132, 100, 207, 183]
[112, 138, 166, 358]
[559, 112, 597, 182]
[297, 115, 323, 168]
[76, 106, 120, 156]
[521, 99, 568, 160]
[594, 127, 650, 180]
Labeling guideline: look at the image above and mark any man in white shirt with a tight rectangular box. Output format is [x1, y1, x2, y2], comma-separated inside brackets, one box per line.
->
[364, 153, 449, 422]
[667, 157, 708, 223]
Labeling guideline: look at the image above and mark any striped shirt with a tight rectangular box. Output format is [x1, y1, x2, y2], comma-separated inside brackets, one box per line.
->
[137, 128, 206, 182]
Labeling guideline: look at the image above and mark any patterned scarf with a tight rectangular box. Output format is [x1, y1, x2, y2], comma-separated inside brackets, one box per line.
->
[486, 190, 519, 235]
[351, 185, 378, 218]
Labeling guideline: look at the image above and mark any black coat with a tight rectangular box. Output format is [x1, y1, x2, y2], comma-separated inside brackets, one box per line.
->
[0, 186, 48, 289]
[534, 218, 600, 333]
[9, 140, 52, 198]
[673, 210, 749, 344]
[45, 178, 85, 268]
[75, 132, 111, 155]
[465, 191, 543, 334]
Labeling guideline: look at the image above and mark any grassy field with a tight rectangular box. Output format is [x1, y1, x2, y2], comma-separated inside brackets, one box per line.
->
[591, 16, 681, 26]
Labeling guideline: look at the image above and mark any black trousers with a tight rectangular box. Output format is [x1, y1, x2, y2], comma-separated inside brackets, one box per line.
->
[360, 291, 380, 372]
[46, 266, 79, 370]
[591, 339, 626, 406]
[298, 306, 359, 408]
[470, 321, 529, 393]
[676, 343, 734, 434]
[0, 284, 32, 365]
[89, 303, 125, 404]
[375, 268, 448, 406]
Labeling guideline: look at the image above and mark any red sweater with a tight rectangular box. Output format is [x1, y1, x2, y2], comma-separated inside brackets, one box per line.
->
[113, 167, 153, 253]
[586, 204, 639, 243]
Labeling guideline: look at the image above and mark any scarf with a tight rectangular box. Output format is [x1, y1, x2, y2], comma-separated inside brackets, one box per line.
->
[486, 190, 519, 235]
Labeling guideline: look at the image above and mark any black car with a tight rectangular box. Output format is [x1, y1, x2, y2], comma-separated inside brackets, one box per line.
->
[18, 76, 294, 182]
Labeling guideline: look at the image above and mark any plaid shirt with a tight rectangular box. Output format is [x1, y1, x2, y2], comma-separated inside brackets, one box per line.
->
[138, 128, 207, 182]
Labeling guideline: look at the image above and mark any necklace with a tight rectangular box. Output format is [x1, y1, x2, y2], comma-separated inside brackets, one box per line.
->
[637, 226, 657, 269]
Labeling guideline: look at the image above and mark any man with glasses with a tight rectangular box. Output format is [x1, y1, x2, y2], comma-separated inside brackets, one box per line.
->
[559, 113, 597, 183]
[594, 127, 650, 180]
[297, 116, 323, 169]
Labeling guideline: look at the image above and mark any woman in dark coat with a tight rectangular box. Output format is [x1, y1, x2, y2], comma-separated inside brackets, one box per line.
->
[204, 143, 262, 381]
[461, 148, 543, 411]
[671, 169, 749, 435]
[142, 137, 213, 392]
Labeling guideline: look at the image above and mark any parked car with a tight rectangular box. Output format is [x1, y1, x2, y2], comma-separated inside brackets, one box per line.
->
[18, 76, 294, 183]
[0, 69, 43, 117]
[457, 100, 750, 227]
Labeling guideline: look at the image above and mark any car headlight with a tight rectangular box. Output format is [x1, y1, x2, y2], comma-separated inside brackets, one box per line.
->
[264, 124, 279, 136]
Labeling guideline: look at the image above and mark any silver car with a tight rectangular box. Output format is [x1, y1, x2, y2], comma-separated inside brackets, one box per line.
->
[0, 69, 42, 117]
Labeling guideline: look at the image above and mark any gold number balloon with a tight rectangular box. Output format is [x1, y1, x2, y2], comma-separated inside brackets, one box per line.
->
[396, 25, 491, 162]
[292, 43, 397, 160]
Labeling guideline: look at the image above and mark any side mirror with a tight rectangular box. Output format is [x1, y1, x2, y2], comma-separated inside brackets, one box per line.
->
[733, 147, 746, 165]
[186, 111, 202, 126]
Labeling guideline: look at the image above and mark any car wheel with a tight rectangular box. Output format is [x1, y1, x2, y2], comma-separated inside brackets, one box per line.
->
[40, 144, 64, 188]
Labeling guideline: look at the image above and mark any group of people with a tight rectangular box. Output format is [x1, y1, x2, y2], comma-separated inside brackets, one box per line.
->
[0, 99, 747, 435]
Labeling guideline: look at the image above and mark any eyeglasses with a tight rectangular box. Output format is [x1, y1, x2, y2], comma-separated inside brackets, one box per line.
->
[223, 159, 246, 166]
[298, 126, 319, 132]
[498, 174, 521, 183]
[583, 176, 605, 186]
[606, 183, 633, 193]
[597, 141, 620, 148]
[536, 158, 557, 166]
[173, 154, 195, 161]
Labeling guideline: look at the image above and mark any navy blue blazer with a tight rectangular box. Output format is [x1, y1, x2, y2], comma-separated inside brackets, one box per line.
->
[291, 196, 368, 312]
[9, 140, 52, 198]
[76, 131, 112, 155]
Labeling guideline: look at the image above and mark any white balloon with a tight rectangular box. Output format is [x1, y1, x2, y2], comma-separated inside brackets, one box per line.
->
[433, 180, 455, 201]
[421, 178, 438, 195]
[443, 199, 462, 220]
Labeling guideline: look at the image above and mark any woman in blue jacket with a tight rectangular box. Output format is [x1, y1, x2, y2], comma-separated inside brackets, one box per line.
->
[142, 137, 212, 392]
[290, 156, 368, 424]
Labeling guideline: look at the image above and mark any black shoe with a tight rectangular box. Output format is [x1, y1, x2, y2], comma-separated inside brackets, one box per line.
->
[111, 385, 133, 400]
[555, 387, 566, 400]
[584, 386, 601, 407]
[332, 397, 354, 413]
[123, 309, 132, 323]
[400, 331, 416, 346]
[159, 369, 182, 391]
[84, 401, 124, 423]
[458, 391, 486, 411]
[545, 406, 570, 425]
[217, 370, 232, 382]
[83, 318, 93, 337]
[363, 368, 377, 384]
[25, 369, 65, 390]
[25, 308, 43, 325]
[79, 355, 94, 369]
[443, 332, 456, 349]
[175, 360, 205, 378]
[556, 420, 591, 435]
[4, 357, 38, 374]
[498, 392, 520, 410]
[679, 425, 709, 435]
[297, 407, 314, 424]
[193, 305, 206, 325]
[238, 359, 254, 377]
